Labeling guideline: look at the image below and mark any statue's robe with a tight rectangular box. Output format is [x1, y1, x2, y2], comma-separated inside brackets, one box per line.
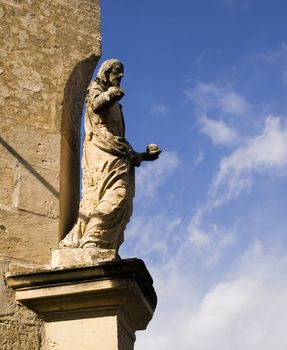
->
[60, 80, 135, 250]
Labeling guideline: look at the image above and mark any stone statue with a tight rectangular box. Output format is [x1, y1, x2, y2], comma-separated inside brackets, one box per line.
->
[59, 59, 161, 252]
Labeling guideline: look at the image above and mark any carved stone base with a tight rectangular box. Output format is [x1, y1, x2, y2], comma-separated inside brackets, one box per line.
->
[51, 248, 118, 268]
[6, 259, 157, 350]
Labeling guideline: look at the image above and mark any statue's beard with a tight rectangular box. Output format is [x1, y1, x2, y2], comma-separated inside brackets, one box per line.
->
[109, 77, 121, 87]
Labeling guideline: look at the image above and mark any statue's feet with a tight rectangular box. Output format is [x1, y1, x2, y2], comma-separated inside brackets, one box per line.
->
[59, 237, 79, 249]
[80, 242, 98, 248]
[59, 222, 82, 248]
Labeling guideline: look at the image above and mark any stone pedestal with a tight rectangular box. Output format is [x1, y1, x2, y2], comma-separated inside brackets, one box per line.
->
[6, 259, 157, 350]
[51, 248, 118, 268]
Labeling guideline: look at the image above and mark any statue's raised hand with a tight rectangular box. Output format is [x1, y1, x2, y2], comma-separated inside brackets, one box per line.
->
[107, 86, 125, 101]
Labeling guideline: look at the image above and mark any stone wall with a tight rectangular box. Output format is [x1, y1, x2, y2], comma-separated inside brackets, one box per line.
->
[0, 257, 43, 349]
[0, 0, 101, 264]
[0, 0, 101, 347]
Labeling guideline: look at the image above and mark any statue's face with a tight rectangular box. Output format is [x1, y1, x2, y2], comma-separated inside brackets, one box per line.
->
[108, 64, 124, 86]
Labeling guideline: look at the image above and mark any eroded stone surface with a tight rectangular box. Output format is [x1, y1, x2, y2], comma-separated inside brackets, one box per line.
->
[0, 0, 101, 265]
[0, 320, 41, 350]
[0, 259, 43, 350]
[0, 0, 101, 346]
[51, 248, 118, 268]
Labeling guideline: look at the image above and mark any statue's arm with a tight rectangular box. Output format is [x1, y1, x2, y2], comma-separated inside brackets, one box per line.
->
[90, 85, 125, 113]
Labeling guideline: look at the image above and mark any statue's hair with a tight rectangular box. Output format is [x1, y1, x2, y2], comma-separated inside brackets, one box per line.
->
[96, 59, 123, 83]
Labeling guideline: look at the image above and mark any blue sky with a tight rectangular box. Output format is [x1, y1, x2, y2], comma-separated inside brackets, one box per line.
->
[94, 1, 287, 348]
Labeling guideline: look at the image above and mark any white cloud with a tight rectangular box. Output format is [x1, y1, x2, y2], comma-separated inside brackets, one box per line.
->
[197, 51, 206, 69]
[187, 115, 287, 242]
[193, 151, 204, 168]
[179, 115, 287, 272]
[189, 226, 211, 247]
[210, 115, 287, 204]
[199, 115, 239, 145]
[123, 213, 182, 263]
[150, 103, 169, 115]
[136, 151, 180, 199]
[187, 220, 236, 265]
[283, 67, 287, 82]
[185, 244, 287, 350]
[188, 277, 258, 343]
[185, 82, 249, 116]
[260, 42, 287, 62]
[223, 0, 252, 9]
[259, 43, 287, 83]
[136, 242, 287, 350]
[184, 82, 249, 149]
[129, 116, 287, 349]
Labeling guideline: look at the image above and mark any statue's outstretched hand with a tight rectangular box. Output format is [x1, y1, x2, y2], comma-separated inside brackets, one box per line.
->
[132, 145, 161, 167]
[144, 144, 162, 161]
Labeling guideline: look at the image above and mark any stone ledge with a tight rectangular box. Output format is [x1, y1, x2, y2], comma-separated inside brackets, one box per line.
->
[6, 258, 157, 330]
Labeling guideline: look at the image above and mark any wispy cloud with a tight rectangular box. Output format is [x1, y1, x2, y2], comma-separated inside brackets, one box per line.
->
[193, 151, 204, 168]
[182, 115, 287, 267]
[259, 42, 287, 62]
[150, 103, 169, 115]
[185, 82, 249, 116]
[189, 226, 211, 248]
[259, 42, 287, 83]
[185, 243, 287, 350]
[197, 51, 206, 69]
[210, 115, 287, 205]
[184, 81, 249, 147]
[129, 116, 287, 350]
[223, 0, 252, 10]
[136, 151, 180, 199]
[137, 242, 287, 350]
[199, 115, 239, 146]
[124, 213, 182, 263]
[187, 221, 236, 265]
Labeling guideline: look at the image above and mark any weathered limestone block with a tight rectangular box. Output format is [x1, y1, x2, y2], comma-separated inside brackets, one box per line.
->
[51, 248, 118, 268]
[0, 257, 43, 350]
[0, 0, 101, 344]
[0, 0, 101, 264]
[0, 320, 41, 350]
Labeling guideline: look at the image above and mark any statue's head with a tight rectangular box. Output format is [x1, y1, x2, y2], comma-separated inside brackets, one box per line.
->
[97, 59, 124, 87]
